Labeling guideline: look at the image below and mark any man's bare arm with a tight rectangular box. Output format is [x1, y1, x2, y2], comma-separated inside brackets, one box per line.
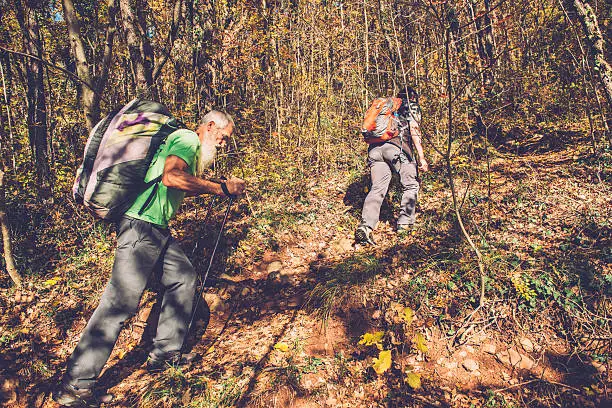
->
[409, 122, 429, 172]
[162, 155, 245, 196]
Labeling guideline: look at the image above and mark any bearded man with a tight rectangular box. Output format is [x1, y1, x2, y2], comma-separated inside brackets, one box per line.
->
[54, 110, 245, 407]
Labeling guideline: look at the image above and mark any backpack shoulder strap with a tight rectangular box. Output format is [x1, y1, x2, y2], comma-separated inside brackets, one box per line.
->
[137, 175, 163, 215]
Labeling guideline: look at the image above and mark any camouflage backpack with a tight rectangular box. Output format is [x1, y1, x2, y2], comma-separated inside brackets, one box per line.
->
[73, 99, 185, 220]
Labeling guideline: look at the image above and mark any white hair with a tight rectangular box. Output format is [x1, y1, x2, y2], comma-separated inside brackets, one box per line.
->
[200, 110, 234, 130]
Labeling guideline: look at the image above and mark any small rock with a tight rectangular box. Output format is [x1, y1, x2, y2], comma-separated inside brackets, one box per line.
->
[462, 359, 479, 372]
[458, 350, 468, 358]
[267, 261, 283, 273]
[465, 345, 475, 353]
[519, 354, 535, 370]
[262, 251, 279, 263]
[482, 343, 497, 355]
[444, 361, 458, 369]
[519, 337, 535, 353]
[279, 268, 296, 277]
[592, 361, 607, 374]
[204, 293, 225, 312]
[508, 348, 522, 366]
[495, 351, 510, 366]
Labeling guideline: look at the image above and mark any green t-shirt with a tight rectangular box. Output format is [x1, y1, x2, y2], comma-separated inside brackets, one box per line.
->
[125, 129, 200, 227]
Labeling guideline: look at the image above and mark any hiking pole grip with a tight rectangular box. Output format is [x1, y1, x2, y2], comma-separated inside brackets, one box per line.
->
[210, 176, 238, 200]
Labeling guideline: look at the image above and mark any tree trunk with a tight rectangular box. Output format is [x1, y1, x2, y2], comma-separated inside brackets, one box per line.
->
[0, 170, 21, 287]
[15, 0, 50, 190]
[119, 0, 153, 97]
[472, 0, 496, 97]
[569, 0, 612, 135]
[62, 0, 96, 130]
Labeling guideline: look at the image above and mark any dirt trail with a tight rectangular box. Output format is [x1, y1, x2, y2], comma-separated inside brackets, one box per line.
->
[1, 133, 609, 407]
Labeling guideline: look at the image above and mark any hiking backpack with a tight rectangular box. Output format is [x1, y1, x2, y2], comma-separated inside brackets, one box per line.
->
[72, 99, 185, 220]
[361, 97, 403, 143]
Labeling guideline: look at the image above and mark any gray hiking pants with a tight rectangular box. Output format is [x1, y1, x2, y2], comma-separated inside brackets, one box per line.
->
[65, 216, 197, 389]
[361, 143, 419, 229]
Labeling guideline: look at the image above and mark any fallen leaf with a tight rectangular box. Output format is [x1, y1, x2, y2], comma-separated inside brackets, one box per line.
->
[274, 342, 289, 352]
[372, 350, 392, 374]
[413, 332, 428, 353]
[405, 372, 421, 389]
[402, 307, 414, 325]
[206, 345, 215, 354]
[358, 331, 384, 348]
[43, 278, 59, 287]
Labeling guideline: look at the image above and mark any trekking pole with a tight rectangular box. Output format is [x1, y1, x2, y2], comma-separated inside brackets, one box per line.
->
[185, 196, 234, 341]
[191, 196, 217, 257]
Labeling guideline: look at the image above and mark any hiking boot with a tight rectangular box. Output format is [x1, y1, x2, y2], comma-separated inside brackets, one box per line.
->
[146, 351, 198, 372]
[52, 382, 114, 407]
[355, 225, 375, 245]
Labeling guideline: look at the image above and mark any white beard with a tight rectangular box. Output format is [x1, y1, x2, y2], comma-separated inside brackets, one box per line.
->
[196, 141, 217, 176]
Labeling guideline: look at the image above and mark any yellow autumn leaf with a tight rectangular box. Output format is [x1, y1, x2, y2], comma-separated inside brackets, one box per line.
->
[19, 327, 30, 334]
[413, 332, 428, 353]
[117, 350, 127, 359]
[274, 342, 289, 352]
[358, 331, 384, 348]
[372, 350, 392, 375]
[206, 345, 215, 354]
[405, 372, 421, 389]
[43, 278, 59, 286]
[402, 307, 414, 325]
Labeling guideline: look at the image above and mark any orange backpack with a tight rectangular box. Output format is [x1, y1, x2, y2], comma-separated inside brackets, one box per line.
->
[361, 97, 403, 144]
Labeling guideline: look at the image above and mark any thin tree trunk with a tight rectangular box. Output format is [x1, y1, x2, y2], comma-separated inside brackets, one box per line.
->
[62, 0, 96, 130]
[0, 170, 21, 287]
[62, 0, 118, 129]
[0, 56, 16, 169]
[151, 0, 184, 83]
[444, 28, 486, 307]
[119, 0, 153, 97]
[15, 1, 50, 190]
[568, 0, 612, 141]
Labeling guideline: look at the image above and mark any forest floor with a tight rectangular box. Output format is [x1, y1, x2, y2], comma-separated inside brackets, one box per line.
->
[0, 127, 610, 407]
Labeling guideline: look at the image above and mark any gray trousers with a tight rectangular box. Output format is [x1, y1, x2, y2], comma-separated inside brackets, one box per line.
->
[65, 216, 197, 389]
[361, 143, 419, 229]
